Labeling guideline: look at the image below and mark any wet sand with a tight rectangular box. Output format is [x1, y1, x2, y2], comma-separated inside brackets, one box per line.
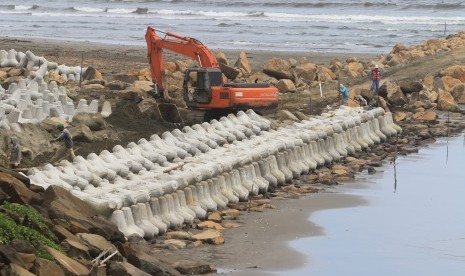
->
[215, 192, 368, 275]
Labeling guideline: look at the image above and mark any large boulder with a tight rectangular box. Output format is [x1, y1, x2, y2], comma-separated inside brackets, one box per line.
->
[215, 52, 229, 65]
[1, 263, 35, 276]
[246, 72, 277, 85]
[106, 80, 129, 91]
[164, 61, 177, 73]
[0, 172, 41, 205]
[44, 246, 90, 276]
[263, 58, 293, 80]
[385, 81, 407, 106]
[43, 185, 124, 242]
[276, 79, 296, 93]
[48, 71, 66, 84]
[76, 233, 118, 258]
[412, 111, 438, 121]
[399, 80, 423, 94]
[72, 113, 105, 131]
[423, 75, 435, 90]
[114, 74, 138, 84]
[108, 261, 151, 276]
[294, 62, 317, 82]
[132, 80, 154, 93]
[439, 65, 465, 82]
[440, 76, 461, 92]
[419, 89, 438, 103]
[33, 257, 65, 276]
[82, 66, 104, 82]
[437, 90, 460, 111]
[127, 251, 180, 276]
[451, 83, 465, 104]
[319, 66, 336, 81]
[234, 51, 251, 74]
[69, 125, 93, 142]
[41, 117, 69, 132]
[344, 62, 364, 78]
[219, 63, 240, 80]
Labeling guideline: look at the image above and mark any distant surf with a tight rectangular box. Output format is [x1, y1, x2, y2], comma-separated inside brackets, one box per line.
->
[0, 0, 464, 53]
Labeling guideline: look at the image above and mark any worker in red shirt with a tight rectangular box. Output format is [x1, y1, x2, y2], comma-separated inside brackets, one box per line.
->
[369, 65, 382, 95]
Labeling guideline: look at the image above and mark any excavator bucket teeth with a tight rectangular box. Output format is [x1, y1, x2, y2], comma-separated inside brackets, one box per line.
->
[157, 103, 184, 124]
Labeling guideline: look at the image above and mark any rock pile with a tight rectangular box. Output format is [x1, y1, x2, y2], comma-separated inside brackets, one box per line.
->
[386, 31, 465, 66]
[27, 107, 401, 238]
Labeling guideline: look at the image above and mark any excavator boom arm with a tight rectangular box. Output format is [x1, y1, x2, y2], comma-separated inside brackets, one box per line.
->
[145, 26, 219, 95]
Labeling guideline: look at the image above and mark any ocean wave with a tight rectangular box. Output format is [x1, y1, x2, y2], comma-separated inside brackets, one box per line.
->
[217, 22, 242, 27]
[148, 9, 265, 18]
[134, 7, 148, 14]
[107, 8, 137, 13]
[15, 5, 39, 11]
[0, 5, 15, 10]
[73, 7, 106, 13]
[407, 3, 464, 10]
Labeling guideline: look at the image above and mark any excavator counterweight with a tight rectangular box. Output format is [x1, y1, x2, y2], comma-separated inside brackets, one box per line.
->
[145, 26, 279, 124]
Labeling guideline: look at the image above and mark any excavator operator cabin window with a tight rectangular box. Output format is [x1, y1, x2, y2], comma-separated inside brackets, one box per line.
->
[197, 71, 210, 90]
[209, 71, 223, 86]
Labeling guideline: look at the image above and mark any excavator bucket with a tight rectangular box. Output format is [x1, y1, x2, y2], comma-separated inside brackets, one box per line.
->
[155, 102, 184, 125]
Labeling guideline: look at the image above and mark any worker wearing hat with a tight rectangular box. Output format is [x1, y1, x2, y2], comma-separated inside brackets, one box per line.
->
[369, 65, 382, 95]
[50, 122, 75, 164]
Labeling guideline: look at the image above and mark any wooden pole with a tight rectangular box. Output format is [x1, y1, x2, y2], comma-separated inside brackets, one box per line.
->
[79, 52, 84, 88]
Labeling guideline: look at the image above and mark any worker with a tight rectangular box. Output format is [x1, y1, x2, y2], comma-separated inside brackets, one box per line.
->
[50, 122, 75, 164]
[9, 136, 22, 169]
[339, 83, 349, 105]
[369, 65, 382, 95]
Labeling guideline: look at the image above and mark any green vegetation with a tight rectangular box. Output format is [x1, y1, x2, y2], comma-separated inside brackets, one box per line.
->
[0, 202, 60, 261]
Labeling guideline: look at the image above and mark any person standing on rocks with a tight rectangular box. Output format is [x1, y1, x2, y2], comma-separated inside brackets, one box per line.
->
[8, 136, 22, 169]
[369, 65, 382, 95]
[339, 83, 349, 105]
[50, 123, 75, 164]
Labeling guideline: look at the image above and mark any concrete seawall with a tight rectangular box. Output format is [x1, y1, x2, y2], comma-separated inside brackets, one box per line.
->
[27, 106, 401, 238]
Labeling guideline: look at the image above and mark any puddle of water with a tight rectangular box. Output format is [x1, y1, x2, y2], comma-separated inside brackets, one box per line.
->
[283, 133, 465, 276]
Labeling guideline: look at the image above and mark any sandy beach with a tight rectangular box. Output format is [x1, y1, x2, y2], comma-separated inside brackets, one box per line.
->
[0, 37, 380, 76]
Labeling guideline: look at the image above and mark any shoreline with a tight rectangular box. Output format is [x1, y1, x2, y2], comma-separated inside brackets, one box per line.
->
[0, 37, 381, 73]
[216, 192, 368, 275]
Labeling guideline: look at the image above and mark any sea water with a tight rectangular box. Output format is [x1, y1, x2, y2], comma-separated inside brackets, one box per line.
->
[284, 132, 465, 276]
[1, 0, 465, 53]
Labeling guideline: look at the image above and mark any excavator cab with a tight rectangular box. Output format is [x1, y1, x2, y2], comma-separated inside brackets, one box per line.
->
[183, 67, 223, 107]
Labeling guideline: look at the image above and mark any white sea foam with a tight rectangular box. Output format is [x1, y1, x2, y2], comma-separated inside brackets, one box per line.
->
[107, 8, 137, 14]
[15, 5, 34, 10]
[73, 7, 106, 13]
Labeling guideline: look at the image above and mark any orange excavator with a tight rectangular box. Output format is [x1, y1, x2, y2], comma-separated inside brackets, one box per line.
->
[145, 26, 279, 124]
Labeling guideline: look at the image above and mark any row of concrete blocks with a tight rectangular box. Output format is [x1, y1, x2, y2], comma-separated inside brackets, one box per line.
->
[106, 108, 401, 238]
[0, 49, 84, 79]
[27, 109, 272, 190]
[0, 98, 107, 130]
[28, 107, 401, 238]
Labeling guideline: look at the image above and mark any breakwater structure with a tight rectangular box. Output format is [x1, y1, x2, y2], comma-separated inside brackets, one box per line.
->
[27, 106, 401, 239]
[0, 49, 110, 131]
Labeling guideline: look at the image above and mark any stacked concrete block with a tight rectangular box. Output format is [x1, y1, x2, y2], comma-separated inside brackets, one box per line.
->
[27, 107, 401, 238]
[0, 49, 89, 130]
